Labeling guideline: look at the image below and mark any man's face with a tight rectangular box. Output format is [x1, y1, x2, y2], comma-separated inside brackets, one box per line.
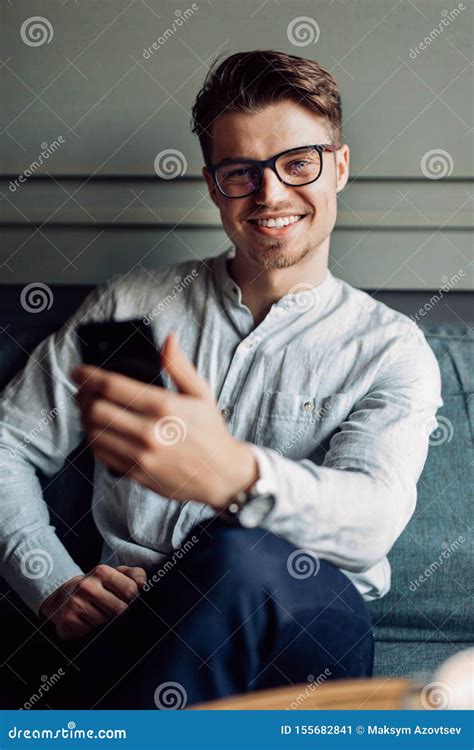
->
[203, 100, 349, 271]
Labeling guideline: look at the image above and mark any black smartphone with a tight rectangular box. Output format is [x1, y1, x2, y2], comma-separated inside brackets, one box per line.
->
[76, 318, 163, 478]
[76, 318, 163, 384]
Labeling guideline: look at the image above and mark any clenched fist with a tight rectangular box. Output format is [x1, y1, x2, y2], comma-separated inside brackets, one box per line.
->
[40, 564, 147, 640]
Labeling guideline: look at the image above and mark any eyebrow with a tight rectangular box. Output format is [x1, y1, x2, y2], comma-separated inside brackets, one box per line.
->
[217, 145, 318, 164]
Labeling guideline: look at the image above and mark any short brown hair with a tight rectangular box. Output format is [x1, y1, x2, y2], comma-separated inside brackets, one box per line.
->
[191, 49, 343, 166]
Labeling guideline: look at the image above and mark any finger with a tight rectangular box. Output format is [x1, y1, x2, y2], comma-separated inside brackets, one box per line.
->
[162, 333, 212, 399]
[94, 565, 140, 603]
[116, 565, 148, 589]
[73, 366, 170, 415]
[84, 398, 153, 448]
[88, 420, 138, 453]
[93, 447, 136, 477]
[75, 579, 130, 618]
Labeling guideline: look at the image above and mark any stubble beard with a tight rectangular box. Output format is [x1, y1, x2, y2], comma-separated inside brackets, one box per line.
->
[246, 237, 313, 270]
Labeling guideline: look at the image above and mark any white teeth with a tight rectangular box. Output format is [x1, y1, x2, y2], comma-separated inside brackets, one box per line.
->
[255, 215, 303, 228]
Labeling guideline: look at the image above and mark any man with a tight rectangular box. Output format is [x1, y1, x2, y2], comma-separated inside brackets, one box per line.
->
[0, 50, 441, 708]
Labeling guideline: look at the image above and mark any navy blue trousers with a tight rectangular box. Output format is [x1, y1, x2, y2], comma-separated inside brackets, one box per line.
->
[18, 519, 374, 709]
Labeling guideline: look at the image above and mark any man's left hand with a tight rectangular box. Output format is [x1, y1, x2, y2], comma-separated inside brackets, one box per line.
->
[71, 333, 258, 509]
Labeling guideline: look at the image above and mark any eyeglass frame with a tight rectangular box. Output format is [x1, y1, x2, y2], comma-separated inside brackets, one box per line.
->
[206, 143, 338, 198]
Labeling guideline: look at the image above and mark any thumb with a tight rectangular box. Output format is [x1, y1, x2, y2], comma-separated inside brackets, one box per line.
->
[161, 333, 212, 399]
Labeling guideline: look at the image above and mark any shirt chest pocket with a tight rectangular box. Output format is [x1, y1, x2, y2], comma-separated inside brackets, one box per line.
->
[254, 391, 353, 460]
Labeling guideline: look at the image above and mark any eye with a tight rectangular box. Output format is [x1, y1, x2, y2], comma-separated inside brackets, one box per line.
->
[227, 168, 252, 178]
[290, 160, 310, 171]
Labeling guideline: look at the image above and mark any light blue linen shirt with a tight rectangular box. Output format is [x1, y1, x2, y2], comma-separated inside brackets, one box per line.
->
[0, 246, 442, 614]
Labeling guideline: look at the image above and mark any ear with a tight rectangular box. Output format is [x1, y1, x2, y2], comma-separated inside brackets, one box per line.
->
[202, 166, 220, 209]
[335, 144, 350, 193]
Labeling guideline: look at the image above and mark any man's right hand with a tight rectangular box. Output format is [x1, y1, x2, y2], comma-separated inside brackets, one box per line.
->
[40, 564, 148, 640]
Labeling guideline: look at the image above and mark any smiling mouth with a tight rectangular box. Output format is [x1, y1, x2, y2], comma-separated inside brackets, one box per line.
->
[247, 214, 306, 228]
[246, 213, 308, 236]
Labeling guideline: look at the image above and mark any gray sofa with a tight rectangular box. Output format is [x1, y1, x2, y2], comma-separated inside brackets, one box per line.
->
[0, 292, 472, 702]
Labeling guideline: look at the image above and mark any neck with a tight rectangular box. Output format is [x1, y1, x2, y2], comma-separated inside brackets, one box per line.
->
[229, 241, 330, 326]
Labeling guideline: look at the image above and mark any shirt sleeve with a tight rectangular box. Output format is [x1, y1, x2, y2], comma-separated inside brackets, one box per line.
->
[0, 275, 122, 615]
[240, 326, 443, 573]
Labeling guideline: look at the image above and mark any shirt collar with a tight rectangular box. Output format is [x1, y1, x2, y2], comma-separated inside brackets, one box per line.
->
[212, 245, 338, 318]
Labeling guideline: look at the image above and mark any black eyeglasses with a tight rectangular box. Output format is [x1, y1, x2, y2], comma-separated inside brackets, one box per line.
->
[207, 144, 338, 198]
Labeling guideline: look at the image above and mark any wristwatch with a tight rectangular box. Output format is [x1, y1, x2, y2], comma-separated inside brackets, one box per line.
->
[219, 477, 276, 527]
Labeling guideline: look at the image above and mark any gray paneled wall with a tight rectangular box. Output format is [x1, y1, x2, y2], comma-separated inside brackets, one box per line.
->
[0, 0, 472, 290]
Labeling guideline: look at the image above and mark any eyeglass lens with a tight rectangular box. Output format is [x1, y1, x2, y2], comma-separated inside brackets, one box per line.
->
[215, 147, 322, 197]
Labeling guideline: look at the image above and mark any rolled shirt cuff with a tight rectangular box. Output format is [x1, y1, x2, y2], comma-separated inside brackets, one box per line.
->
[5, 531, 85, 616]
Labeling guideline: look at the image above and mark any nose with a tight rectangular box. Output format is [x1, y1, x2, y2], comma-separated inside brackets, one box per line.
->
[253, 166, 291, 204]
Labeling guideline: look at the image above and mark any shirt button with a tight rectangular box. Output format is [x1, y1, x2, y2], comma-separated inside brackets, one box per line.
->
[303, 401, 314, 413]
[220, 406, 232, 419]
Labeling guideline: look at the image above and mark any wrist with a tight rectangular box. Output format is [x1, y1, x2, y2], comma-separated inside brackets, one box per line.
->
[210, 440, 259, 509]
[40, 576, 79, 620]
